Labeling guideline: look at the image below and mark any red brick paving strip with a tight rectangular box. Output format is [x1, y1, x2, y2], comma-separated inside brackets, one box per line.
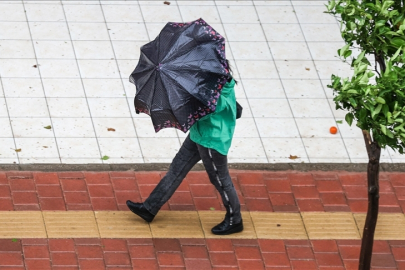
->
[1, 171, 405, 269]
[0, 239, 403, 269]
[0, 171, 404, 213]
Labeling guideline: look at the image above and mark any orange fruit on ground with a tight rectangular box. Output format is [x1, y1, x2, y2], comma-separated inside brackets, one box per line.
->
[330, 126, 338, 134]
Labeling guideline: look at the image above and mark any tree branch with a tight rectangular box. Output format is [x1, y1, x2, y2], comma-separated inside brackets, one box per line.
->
[362, 130, 373, 159]
[374, 53, 381, 77]
[375, 52, 386, 74]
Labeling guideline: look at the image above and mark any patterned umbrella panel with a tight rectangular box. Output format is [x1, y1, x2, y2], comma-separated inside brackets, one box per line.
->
[129, 18, 230, 133]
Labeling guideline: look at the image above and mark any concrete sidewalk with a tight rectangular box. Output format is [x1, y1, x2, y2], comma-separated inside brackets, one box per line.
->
[2, 0, 403, 164]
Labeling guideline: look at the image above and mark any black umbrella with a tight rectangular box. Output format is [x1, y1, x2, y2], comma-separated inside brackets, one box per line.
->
[129, 18, 230, 133]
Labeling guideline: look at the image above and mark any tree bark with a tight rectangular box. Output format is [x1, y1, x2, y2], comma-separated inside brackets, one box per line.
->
[358, 130, 381, 270]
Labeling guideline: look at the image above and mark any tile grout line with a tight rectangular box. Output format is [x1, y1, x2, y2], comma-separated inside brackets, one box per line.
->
[289, 0, 354, 163]
[98, 0, 145, 164]
[175, 0, 189, 147]
[15, 0, 64, 164]
[59, 0, 105, 164]
[40, 211, 49, 239]
[252, 1, 311, 163]
[352, 212, 363, 239]
[0, 58, 19, 164]
[214, 0, 270, 163]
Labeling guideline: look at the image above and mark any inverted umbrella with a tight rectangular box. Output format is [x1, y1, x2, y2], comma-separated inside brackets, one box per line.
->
[129, 18, 230, 133]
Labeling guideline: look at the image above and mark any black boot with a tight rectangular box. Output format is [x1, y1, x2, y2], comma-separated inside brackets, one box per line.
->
[126, 200, 155, 223]
[211, 209, 243, 235]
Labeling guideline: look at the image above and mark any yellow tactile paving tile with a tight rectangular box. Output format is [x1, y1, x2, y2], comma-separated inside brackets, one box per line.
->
[199, 211, 256, 239]
[95, 211, 151, 238]
[43, 211, 100, 238]
[354, 213, 405, 240]
[250, 212, 307, 239]
[1, 211, 405, 240]
[150, 211, 204, 238]
[0, 212, 47, 238]
[302, 212, 361, 239]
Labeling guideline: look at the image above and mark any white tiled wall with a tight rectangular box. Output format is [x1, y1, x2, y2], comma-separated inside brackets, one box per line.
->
[0, 0, 400, 164]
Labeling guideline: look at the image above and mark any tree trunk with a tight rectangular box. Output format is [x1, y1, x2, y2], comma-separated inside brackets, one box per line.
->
[358, 130, 381, 270]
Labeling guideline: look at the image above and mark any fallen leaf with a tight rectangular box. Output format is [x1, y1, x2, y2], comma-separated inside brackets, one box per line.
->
[336, 120, 343, 124]
[277, 224, 281, 227]
[210, 207, 215, 211]
[163, 1, 170, 4]
[15, 149, 21, 152]
[11, 239, 18, 243]
[101, 155, 109, 160]
[107, 128, 116, 132]
[44, 125, 52, 129]
[33, 65, 37, 68]
[43, 146, 48, 148]
[289, 155, 299, 159]
[305, 67, 310, 71]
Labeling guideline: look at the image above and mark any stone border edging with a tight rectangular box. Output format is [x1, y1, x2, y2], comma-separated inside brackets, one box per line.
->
[0, 163, 404, 172]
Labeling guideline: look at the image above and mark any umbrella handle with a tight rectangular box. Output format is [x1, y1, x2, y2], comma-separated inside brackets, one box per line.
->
[136, 109, 140, 114]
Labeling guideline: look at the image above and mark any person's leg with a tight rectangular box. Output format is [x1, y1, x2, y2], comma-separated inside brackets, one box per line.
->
[197, 144, 242, 234]
[141, 135, 201, 215]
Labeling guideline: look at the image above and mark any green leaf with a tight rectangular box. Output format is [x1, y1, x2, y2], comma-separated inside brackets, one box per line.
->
[326, 0, 336, 11]
[391, 37, 405, 47]
[382, 104, 389, 116]
[393, 14, 404, 26]
[375, 20, 386, 28]
[349, 97, 357, 107]
[11, 239, 18, 243]
[343, 50, 352, 58]
[372, 104, 382, 119]
[101, 155, 109, 160]
[394, 123, 405, 132]
[345, 113, 354, 126]
[381, 0, 394, 12]
[391, 46, 402, 61]
[338, 44, 350, 57]
[380, 124, 387, 135]
[359, 73, 369, 85]
[386, 128, 394, 138]
[210, 207, 215, 211]
[336, 120, 343, 124]
[359, 108, 367, 121]
[386, 31, 400, 36]
[344, 4, 356, 16]
[44, 125, 52, 129]
[347, 89, 358, 94]
[354, 63, 368, 76]
[353, 51, 366, 65]
[376, 97, 386, 104]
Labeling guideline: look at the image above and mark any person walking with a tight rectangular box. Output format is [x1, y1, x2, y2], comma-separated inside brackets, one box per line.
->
[127, 18, 242, 235]
[127, 74, 243, 236]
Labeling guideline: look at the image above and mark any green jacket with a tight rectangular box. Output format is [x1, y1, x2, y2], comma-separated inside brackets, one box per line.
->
[189, 79, 236, 155]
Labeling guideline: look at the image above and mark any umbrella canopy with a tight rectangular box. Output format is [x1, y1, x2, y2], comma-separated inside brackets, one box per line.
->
[129, 18, 230, 133]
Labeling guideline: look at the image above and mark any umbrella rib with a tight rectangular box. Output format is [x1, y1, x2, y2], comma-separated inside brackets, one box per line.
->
[162, 39, 222, 65]
[159, 71, 197, 114]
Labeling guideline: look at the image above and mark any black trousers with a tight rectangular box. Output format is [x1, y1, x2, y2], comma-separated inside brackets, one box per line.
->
[143, 135, 242, 224]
